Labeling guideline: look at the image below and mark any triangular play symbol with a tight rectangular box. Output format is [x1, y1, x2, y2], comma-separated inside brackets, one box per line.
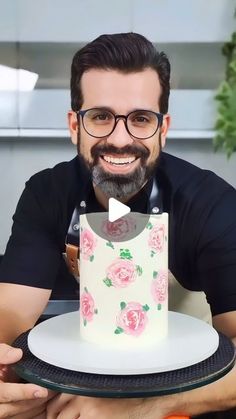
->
[108, 198, 130, 222]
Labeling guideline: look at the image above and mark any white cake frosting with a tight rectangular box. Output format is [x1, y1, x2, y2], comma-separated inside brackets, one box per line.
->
[79, 212, 168, 349]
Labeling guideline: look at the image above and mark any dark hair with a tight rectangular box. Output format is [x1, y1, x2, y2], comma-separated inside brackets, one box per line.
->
[70, 32, 170, 114]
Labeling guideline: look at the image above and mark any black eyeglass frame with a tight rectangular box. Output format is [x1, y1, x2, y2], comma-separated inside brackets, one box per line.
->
[76, 108, 164, 140]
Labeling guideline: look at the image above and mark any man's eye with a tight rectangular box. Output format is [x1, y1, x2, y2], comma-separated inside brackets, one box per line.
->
[93, 113, 111, 121]
[132, 115, 150, 123]
[135, 116, 149, 122]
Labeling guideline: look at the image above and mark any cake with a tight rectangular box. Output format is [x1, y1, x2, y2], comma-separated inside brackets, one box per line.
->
[79, 212, 168, 349]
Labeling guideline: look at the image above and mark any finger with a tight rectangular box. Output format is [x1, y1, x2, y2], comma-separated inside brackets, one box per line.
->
[0, 382, 48, 402]
[47, 389, 58, 401]
[0, 344, 23, 365]
[47, 393, 75, 419]
[0, 398, 47, 418]
[57, 396, 82, 419]
[10, 390, 57, 419]
[11, 402, 47, 419]
[31, 414, 47, 419]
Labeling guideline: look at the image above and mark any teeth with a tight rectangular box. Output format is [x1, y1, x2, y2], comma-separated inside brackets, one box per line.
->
[103, 156, 136, 164]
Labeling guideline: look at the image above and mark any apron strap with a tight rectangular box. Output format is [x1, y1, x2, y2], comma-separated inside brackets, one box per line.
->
[65, 205, 82, 278]
[65, 243, 80, 278]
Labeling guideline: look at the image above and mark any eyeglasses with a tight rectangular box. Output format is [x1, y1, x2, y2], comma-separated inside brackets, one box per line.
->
[76, 108, 163, 140]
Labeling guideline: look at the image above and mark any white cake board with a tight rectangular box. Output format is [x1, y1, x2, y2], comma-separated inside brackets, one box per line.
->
[28, 311, 219, 375]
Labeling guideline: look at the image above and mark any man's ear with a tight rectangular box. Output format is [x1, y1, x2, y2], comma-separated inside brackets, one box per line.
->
[160, 113, 171, 149]
[67, 111, 79, 145]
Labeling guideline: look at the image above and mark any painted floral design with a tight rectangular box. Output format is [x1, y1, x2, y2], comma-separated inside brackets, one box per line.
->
[80, 287, 98, 326]
[151, 270, 168, 310]
[80, 228, 97, 261]
[148, 224, 165, 256]
[102, 216, 136, 241]
[115, 302, 149, 336]
[103, 249, 143, 288]
[105, 258, 137, 288]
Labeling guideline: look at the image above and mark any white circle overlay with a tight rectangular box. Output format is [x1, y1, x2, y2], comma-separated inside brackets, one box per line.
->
[28, 311, 219, 375]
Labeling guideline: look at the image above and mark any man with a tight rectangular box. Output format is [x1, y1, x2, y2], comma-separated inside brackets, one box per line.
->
[0, 32, 236, 418]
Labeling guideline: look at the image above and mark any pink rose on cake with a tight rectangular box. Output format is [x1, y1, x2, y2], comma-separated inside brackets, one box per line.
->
[80, 228, 97, 261]
[80, 287, 98, 326]
[115, 301, 149, 336]
[105, 258, 137, 288]
[151, 270, 168, 308]
[148, 224, 165, 255]
[102, 216, 136, 241]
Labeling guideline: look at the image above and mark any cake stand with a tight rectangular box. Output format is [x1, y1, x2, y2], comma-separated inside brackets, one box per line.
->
[28, 311, 219, 374]
[12, 311, 235, 399]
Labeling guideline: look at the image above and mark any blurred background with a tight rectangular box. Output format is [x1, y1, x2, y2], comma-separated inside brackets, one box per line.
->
[0, 0, 236, 254]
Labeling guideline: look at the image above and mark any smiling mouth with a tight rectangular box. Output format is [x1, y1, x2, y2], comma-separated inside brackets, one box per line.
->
[101, 155, 139, 166]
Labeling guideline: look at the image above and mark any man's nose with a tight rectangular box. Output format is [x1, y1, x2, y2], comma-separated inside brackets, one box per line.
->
[106, 118, 134, 147]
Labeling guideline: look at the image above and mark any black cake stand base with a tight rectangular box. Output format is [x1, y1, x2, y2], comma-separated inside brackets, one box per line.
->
[12, 331, 235, 398]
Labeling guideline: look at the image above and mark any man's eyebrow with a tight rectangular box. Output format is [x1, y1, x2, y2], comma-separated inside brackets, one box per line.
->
[90, 106, 154, 113]
[91, 106, 114, 112]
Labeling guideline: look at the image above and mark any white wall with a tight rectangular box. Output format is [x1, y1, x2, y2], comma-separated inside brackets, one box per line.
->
[1, 0, 235, 42]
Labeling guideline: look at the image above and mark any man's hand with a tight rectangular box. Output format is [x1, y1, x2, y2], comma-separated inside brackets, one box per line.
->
[0, 343, 55, 418]
[46, 393, 162, 419]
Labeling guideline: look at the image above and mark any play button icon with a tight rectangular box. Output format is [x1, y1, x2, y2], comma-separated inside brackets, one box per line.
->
[85, 195, 151, 242]
[108, 198, 130, 222]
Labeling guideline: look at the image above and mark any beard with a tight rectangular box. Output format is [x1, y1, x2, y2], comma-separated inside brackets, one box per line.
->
[77, 136, 161, 199]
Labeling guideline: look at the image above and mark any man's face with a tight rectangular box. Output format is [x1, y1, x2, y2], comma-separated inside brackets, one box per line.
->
[69, 68, 170, 199]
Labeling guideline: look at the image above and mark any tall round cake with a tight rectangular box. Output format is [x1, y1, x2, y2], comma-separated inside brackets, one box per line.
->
[79, 212, 168, 349]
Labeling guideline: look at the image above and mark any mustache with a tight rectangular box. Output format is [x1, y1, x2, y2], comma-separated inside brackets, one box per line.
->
[90, 144, 150, 161]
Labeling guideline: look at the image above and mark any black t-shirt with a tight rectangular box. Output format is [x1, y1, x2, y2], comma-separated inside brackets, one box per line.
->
[0, 152, 236, 316]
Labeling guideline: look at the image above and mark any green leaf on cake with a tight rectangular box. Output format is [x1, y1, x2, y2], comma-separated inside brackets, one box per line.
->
[89, 255, 94, 262]
[114, 327, 124, 334]
[84, 287, 88, 293]
[120, 301, 126, 310]
[120, 248, 132, 260]
[106, 241, 114, 249]
[150, 250, 156, 257]
[103, 278, 113, 287]
[146, 221, 153, 230]
[136, 265, 143, 276]
[94, 308, 98, 314]
[157, 304, 162, 311]
[142, 304, 150, 312]
[83, 319, 87, 326]
[153, 271, 158, 279]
